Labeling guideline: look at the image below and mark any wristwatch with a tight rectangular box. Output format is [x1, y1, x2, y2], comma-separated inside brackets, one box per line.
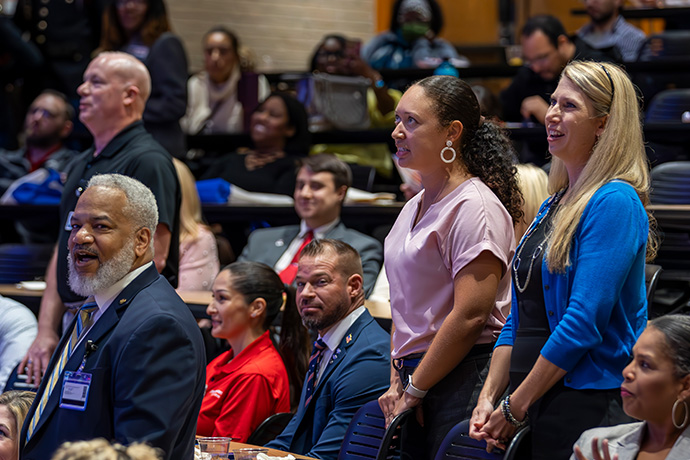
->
[403, 375, 428, 399]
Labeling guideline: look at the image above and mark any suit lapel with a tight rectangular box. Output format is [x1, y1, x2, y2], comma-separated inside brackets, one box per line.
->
[25, 265, 160, 442]
[311, 311, 373, 400]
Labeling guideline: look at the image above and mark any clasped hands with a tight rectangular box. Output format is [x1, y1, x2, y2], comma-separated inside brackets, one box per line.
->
[469, 397, 518, 452]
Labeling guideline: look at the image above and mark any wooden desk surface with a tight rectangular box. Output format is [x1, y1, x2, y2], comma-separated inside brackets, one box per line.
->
[0, 286, 392, 320]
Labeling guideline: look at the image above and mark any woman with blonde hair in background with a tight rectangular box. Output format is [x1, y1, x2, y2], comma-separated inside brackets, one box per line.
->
[51, 439, 162, 460]
[0, 391, 35, 460]
[173, 159, 220, 291]
[471, 61, 658, 459]
[515, 163, 549, 241]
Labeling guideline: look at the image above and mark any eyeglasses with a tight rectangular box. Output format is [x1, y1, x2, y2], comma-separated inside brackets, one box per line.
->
[28, 107, 59, 119]
[523, 48, 556, 69]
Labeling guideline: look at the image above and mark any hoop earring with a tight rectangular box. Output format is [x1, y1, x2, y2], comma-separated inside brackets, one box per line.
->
[672, 399, 689, 429]
[440, 140, 456, 164]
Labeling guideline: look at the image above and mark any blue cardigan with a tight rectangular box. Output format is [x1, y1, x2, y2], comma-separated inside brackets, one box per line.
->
[496, 181, 649, 390]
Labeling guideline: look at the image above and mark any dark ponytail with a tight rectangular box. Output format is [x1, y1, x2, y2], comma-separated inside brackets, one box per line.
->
[277, 284, 310, 410]
[414, 76, 523, 224]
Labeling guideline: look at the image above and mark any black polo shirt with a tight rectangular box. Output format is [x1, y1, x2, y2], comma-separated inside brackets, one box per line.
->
[57, 121, 180, 304]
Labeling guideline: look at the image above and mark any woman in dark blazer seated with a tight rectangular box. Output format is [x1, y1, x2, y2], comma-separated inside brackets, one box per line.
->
[573, 315, 690, 460]
[99, 0, 188, 158]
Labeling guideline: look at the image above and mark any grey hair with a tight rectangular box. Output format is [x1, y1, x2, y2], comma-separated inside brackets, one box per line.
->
[87, 174, 159, 236]
[649, 314, 690, 379]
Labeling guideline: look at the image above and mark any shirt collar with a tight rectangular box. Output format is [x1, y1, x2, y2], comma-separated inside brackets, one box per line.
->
[299, 218, 340, 239]
[319, 305, 366, 352]
[95, 261, 153, 309]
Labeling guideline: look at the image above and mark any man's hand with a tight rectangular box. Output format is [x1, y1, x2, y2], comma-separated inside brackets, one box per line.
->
[520, 96, 549, 125]
[19, 327, 60, 387]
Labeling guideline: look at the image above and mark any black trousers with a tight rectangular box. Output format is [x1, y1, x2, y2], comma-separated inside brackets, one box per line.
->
[397, 344, 493, 460]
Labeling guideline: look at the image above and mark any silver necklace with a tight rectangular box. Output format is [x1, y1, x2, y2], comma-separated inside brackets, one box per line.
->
[512, 190, 565, 293]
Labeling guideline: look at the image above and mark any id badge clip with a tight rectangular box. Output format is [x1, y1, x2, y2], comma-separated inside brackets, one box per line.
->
[60, 340, 98, 411]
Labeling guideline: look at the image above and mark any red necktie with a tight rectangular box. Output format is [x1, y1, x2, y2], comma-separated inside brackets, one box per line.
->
[279, 230, 313, 284]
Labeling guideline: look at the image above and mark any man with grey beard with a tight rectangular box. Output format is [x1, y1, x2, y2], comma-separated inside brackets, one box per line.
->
[20, 174, 205, 460]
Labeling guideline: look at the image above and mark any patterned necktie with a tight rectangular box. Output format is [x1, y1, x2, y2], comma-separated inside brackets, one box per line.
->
[303, 338, 327, 408]
[279, 230, 314, 284]
[26, 298, 98, 440]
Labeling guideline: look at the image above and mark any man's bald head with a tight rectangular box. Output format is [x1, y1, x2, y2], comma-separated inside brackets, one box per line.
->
[97, 52, 151, 103]
[78, 52, 152, 141]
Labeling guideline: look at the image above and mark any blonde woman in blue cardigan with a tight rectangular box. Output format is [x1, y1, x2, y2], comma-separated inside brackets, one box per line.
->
[470, 61, 658, 459]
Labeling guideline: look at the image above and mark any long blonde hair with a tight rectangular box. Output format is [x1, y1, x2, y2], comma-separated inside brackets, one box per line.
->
[546, 61, 658, 272]
[172, 158, 207, 244]
[515, 164, 549, 241]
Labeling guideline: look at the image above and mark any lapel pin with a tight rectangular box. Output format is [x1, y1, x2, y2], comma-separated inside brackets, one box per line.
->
[119, 299, 127, 304]
[345, 334, 352, 344]
[276, 239, 285, 247]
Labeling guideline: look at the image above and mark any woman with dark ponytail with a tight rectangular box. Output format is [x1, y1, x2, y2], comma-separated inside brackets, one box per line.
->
[379, 75, 522, 459]
[197, 261, 310, 441]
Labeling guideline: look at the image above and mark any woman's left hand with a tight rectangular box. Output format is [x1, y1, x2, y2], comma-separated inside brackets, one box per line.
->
[573, 438, 619, 460]
[478, 406, 518, 451]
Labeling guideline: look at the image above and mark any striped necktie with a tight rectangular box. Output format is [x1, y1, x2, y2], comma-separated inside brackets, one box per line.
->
[26, 298, 98, 440]
[303, 338, 327, 408]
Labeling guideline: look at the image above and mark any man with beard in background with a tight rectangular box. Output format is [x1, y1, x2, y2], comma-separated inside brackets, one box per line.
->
[0, 90, 76, 197]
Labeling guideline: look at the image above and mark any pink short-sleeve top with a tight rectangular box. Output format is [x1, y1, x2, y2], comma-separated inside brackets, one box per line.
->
[385, 177, 515, 360]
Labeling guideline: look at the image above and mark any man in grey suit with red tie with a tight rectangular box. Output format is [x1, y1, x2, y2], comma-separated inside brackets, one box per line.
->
[238, 154, 382, 297]
[20, 174, 205, 460]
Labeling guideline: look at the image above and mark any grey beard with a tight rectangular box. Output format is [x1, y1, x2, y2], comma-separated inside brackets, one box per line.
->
[67, 239, 136, 297]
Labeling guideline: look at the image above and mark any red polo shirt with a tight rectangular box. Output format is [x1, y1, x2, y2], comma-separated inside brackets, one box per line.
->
[196, 331, 290, 441]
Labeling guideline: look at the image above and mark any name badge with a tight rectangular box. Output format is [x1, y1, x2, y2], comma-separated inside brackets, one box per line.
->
[60, 371, 92, 411]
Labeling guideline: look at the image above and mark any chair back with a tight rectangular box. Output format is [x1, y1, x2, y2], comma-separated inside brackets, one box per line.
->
[651, 162, 690, 204]
[0, 243, 54, 283]
[503, 426, 531, 460]
[637, 31, 690, 61]
[434, 419, 502, 460]
[3, 363, 38, 393]
[246, 412, 293, 446]
[338, 400, 412, 460]
[645, 264, 663, 305]
[645, 89, 690, 124]
[635, 31, 690, 109]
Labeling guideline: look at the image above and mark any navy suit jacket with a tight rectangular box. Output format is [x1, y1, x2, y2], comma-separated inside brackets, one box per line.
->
[266, 309, 390, 459]
[238, 222, 383, 298]
[20, 264, 206, 460]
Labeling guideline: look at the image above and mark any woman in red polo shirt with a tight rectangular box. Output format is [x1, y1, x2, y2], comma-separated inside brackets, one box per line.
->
[197, 261, 309, 441]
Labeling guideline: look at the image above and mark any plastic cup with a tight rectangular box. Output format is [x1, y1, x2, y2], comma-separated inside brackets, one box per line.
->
[233, 447, 269, 460]
[198, 437, 231, 459]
